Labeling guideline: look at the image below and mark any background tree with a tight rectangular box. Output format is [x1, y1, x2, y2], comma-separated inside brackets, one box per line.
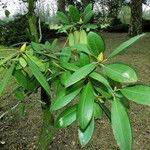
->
[129, 0, 143, 36]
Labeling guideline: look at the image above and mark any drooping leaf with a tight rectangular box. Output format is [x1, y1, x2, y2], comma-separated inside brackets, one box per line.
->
[74, 31, 80, 44]
[68, 5, 80, 22]
[83, 11, 93, 24]
[87, 32, 105, 56]
[26, 57, 51, 96]
[111, 98, 132, 150]
[51, 88, 81, 111]
[109, 34, 145, 58]
[78, 82, 95, 130]
[55, 105, 77, 128]
[65, 62, 97, 88]
[121, 85, 150, 106]
[94, 102, 103, 119]
[60, 71, 71, 86]
[5, 9, 10, 17]
[0, 64, 15, 96]
[57, 11, 70, 24]
[75, 44, 92, 56]
[78, 116, 94, 146]
[61, 62, 79, 72]
[102, 63, 137, 83]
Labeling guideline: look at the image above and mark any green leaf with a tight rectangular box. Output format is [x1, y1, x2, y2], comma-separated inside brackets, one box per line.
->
[68, 5, 80, 22]
[19, 57, 27, 68]
[87, 32, 105, 56]
[26, 57, 51, 96]
[51, 39, 58, 49]
[60, 47, 71, 62]
[44, 41, 51, 50]
[65, 62, 97, 88]
[60, 71, 71, 86]
[83, 11, 93, 24]
[121, 85, 150, 106]
[14, 87, 25, 101]
[69, 33, 75, 46]
[90, 72, 111, 88]
[0, 52, 18, 67]
[78, 116, 94, 147]
[75, 44, 92, 56]
[83, 3, 93, 17]
[57, 11, 70, 24]
[74, 31, 80, 44]
[83, 24, 97, 30]
[51, 88, 81, 111]
[102, 63, 137, 83]
[79, 53, 90, 67]
[0, 64, 15, 96]
[31, 42, 41, 51]
[78, 82, 95, 130]
[5, 10, 10, 17]
[111, 98, 132, 150]
[79, 30, 87, 44]
[109, 34, 145, 58]
[94, 103, 103, 119]
[55, 105, 77, 128]
[61, 62, 79, 71]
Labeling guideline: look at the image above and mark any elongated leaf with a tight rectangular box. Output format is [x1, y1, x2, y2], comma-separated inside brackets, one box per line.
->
[0, 52, 17, 67]
[61, 62, 79, 71]
[55, 105, 77, 128]
[65, 62, 97, 88]
[74, 30, 80, 44]
[0, 64, 15, 96]
[83, 11, 93, 24]
[90, 72, 110, 88]
[109, 34, 145, 58]
[60, 71, 71, 86]
[51, 88, 81, 111]
[121, 85, 150, 106]
[75, 44, 92, 56]
[69, 33, 75, 46]
[102, 63, 137, 83]
[26, 57, 51, 96]
[94, 103, 103, 119]
[111, 98, 132, 150]
[87, 32, 105, 56]
[83, 24, 97, 30]
[60, 47, 71, 62]
[83, 3, 93, 17]
[19, 57, 27, 68]
[57, 11, 70, 24]
[79, 30, 87, 44]
[14, 87, 25, 101]
[78, 116, 94, 146]
[78, 82, 95, 130]
[69, 5, 80, 22]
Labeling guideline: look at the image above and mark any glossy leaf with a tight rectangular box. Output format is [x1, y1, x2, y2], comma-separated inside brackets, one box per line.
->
[26, 57, 51, 96]
[83, 3, 93, 17]
[78, 116, 94, 147]
[51, 88, 81, 111]
[109, 34, 145, 58]
[102, 63, 137, 83]
[79, 53, 90, 67]
[61, 62, 79, 72]
[57, 11, 70, 24]
[65, 62, 97, 88]
[19, 57, 27, 68]
[60, 71, 71, 86]
[87, 32, 105, 56]
[0, 64, 15, 96]
[78, 82, 95, 130]
[111, 98, 132, 150]
[94, 103, 103, 119]
[55, 105, 77, 128]
[69, 5, 80, 22]
[121, 85, 150, 106]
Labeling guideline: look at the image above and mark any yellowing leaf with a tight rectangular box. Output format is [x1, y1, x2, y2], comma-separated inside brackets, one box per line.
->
[97, 52, 104, 62]
[20, 43, 26, 52]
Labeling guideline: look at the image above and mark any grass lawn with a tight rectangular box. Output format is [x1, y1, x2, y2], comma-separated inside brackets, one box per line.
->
[0, 32, 150, 150]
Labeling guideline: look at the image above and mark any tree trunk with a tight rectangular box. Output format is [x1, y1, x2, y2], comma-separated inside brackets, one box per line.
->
[57, 0, 66, 13]
[128, 0, 142, 36]
[28, 0, 55, 149]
